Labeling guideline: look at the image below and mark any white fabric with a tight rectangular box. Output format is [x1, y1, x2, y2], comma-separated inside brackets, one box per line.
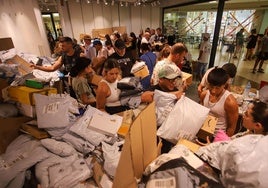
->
[198, 40, 211, 63]
[102, 141, 122, 177]
[62, 132, 95, 154]
[34, 94, 70, 128]
[0, 64, 19, 77]
[41, 138, 76, 157]
[69, 105, 106, 146]
[157, 95, 210, 144]
[154, 90, 177, 127]
[203, 90, 231, 133]
[6, 171, 26, 188]
[32, 69, 59, 83]
[0, 48, 17, 62]
[100, 79, 121, 107]
[0, 135, 50, 188]
[197, 135, 268, 188]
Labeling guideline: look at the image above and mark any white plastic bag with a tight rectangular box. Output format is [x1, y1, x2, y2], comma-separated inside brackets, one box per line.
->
[157, 95, 209, 144]
[154, 90, 177, 127]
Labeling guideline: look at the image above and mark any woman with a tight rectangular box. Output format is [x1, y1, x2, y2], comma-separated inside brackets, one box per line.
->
[70, 57, 96, 106]
[244, 29, 258, 61]
[130, 32, 138, 58]
[96, 58, 129, 114]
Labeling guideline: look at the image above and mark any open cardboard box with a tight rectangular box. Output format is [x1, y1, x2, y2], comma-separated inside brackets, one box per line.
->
[182, 71, 193, 85]
[196, 115, 217, 142]
[93, 102, 158, 188]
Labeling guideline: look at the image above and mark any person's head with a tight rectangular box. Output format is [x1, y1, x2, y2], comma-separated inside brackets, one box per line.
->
[60, 37, 74, 53]
[251, 29, 257, 35]
[93, 40, 102, 51]
[240, 28, 245, 33]
[140, 43, 150, 53]
[145, 27, 150, 33]
[144, 32, 151, 40]
[243, 101, 268, 135]
[156, 27, 162, 35]
[207, 68, 228, 97]
[103, 58, 120, 83]
[150, 29, 155, 35]
[203, 33, 210, 41]
[105, 34, 111, 42]
[114, 39, 126, 57]
[158, 45, 171, 60]
[169, 43, 188, 66]
[83, 35, 92, 45]
[105, 40, 113, 49]
[158, 64, 182, 92]
[70, 57, 92, 77]
[130, 32, 137, 40]
[222, 63, 237, 79]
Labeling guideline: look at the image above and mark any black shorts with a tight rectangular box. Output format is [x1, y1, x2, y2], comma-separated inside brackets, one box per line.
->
[258, 52, 268, 60]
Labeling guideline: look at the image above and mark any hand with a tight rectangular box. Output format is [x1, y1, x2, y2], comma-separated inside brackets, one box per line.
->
[174, 91, 184, 99]
[30, 63, 37, 69]
[141, 91, 154, 103]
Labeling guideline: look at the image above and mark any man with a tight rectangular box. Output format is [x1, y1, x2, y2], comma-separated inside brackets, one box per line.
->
[150, 27, 165, 44]
[92, 40, 108, 75]
[252, 28, 268, 73]
[151, 43, 188, 86]
[109, 39, 135, 78]
[31, 37, 82, 75]
[81, 35, 96, 60]
[140, 43, 157, 90]
[200, 68, 239, 137]
[198, 63, 237, 96]
[233, 28, 244, 58]
[141, 32, 151, 44]
[197, 33, 211, 81]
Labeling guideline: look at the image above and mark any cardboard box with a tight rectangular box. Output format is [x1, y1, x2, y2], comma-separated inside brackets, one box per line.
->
[6, 55, 33, 75]
[196, 115, 217, 142]
[17, 103, 36, 118]
[93, 102, 158, 188]
[177, 139, 200, 153]
[0, 116, 32, 154]
[8, 86, 57, 105]
[182, 71, 193, 85]
[0, 78, 9, 102]
[117, 110, 134, 138]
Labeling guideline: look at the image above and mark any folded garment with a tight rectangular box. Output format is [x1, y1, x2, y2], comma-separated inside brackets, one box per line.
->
[119, 89, 142, 98]
[117, 77, 142, 90]
[0, 135, 50, 187]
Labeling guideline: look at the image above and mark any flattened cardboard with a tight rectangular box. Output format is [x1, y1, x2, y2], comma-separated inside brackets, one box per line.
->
[182, 71, 193, 85]
[197, 115, 217, 141]
[117, 110, 134, 138]
[7, 55, 33, 75]
[177, 139, 200, 153]
[0, 116, 32, 154]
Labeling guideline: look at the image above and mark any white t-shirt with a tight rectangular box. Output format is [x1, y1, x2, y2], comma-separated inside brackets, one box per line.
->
[84, 45, 96, 60]
[97, 47, 108, 59]
[141, 37, 149, 44]
[199, 41, 211, 63]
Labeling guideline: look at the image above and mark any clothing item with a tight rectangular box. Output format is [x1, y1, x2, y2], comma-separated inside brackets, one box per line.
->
[140, 52, 157, 89]
[101, 79, 121, 107]
[198, 40, 211, 63]
[246, 34, 258, 49]
[84, 45, 96, 60]
[97, 47, 108, 59]
[72, 77, 95, 104]
[61, 48, 81, 74]
[109, 51, 135, 78]
[203, 90, 231, 133]
[236, 31, 244, 46]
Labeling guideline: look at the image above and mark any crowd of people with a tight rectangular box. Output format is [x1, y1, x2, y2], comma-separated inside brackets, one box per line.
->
[31, 27, 268, 154]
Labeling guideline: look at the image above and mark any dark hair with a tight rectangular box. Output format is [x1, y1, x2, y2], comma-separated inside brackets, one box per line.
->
[158, 45, 171, 60]
[105, 40, 112, 46]
[222, 63, 237, 78]
[115, 33, 121, 39]
[70, 57, 91, 77]
[251, 29, 257, 34]
[60, 37, 73, 44]
[103, 58, 120, 72]
[130, 32, 137, 40]
[171, 42, 188, 55]
[207, 68, 228, 86]
[251, 101, 268, 132]
[140, 43, 150, 52]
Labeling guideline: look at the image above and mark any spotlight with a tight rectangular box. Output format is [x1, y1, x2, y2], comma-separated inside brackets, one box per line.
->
[86, 0, 91, 3]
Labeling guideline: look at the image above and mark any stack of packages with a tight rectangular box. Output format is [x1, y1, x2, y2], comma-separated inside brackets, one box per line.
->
[0, 92, 129, 188]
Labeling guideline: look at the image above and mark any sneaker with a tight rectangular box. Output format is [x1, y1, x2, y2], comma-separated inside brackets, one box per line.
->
[257, 70, 264, 73]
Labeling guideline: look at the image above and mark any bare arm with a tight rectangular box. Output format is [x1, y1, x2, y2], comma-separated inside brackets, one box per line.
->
[224, 94, 239, 137]
[31, 56, 63, 72]
[199, 90, 207, 105]
[96, 81, 109, 112]
[80, 93, 96, 106]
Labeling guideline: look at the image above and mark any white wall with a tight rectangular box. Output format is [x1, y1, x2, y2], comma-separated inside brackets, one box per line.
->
[0, 0, 50, 56]
[58, 1, 161, 41]
[260, 9, 268, 34]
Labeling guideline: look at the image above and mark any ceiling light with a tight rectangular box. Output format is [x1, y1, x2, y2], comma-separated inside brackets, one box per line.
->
[120, 1, 123, 6]
[86, 0, 91, 3]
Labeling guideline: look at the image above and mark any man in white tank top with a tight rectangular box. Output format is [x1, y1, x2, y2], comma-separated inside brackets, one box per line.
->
[200, 68, 239, 137]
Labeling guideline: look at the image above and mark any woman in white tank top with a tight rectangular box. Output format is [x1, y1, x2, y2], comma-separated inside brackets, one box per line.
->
[200, 68, 239, 137]
[96, 58, 129, 114]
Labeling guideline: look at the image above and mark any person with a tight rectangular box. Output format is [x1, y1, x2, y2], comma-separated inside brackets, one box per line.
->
[151, 43, 188, 86]
[198, 63, 237, 96]
[244, 29, 258, 61]
[197, 33, 211, 81]
[81, 34, 96, 60]
[129, 32, 138, 59]
[252, 28, 268, 73]
[96, 59, 129, 114]
[148, 64, 184, 153]
[150, 27, 165, 44]
[92, 39, 108, 74]
[31, 37, 82, 75]
[157, 45, 171, 61]
[200, 68, 239, 137]
[140, 43, 157, 90]
[233, 28, 244, 58]
[70, 57, 96, 106]
[141, 32, 151, 44]
[52, 41, 63, 59]
[109, 39, 135, 78]
[104, 40, 115, 57]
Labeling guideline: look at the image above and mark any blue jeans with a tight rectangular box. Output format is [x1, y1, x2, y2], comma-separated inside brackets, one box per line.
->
[198, 62, 208, 81]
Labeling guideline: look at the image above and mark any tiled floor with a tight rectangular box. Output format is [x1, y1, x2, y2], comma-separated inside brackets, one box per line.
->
[185, 44, 268, 102]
